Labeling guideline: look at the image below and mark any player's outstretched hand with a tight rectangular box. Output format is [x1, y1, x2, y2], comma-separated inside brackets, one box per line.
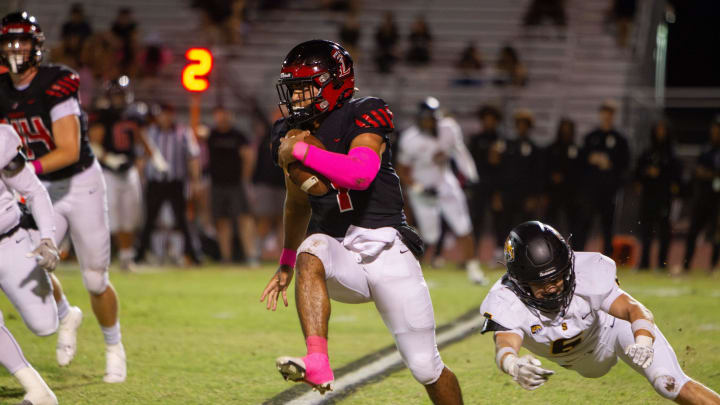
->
[26, 238, 60, 272]
[510, 355, 554, 391]
[624, 338, 654, 369]
[260, 265, 294, 311]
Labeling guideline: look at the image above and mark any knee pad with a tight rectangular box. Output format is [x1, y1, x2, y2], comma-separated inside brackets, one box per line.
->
[83, 270, 109, 295]
[651, 369, 689, 400]
[297, 234, 333, 268]
[26, 314, 58, 337]
[405, 351, 444, 385]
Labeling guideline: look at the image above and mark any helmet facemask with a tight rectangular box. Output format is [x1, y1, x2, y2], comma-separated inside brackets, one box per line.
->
[277, 71, 336, 129]
[0, 36, 41, 74]
[506, 250, 576, 315]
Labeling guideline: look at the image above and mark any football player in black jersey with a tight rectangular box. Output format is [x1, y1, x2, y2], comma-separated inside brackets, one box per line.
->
[260, 40, 463, 403]
[0, 11, 126, 383]
[89, 76, 159, 271]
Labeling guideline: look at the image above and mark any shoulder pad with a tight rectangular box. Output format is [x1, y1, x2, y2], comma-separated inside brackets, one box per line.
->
[351, 97, 394, 131]
[573, 252, 619, 309]
[479, 281, 526, 333]
[43, 65, 80, 100]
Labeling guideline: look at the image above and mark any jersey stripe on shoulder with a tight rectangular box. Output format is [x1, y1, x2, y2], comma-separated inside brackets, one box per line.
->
[379, 108, 394, 128]
[362, 113, 379, 127]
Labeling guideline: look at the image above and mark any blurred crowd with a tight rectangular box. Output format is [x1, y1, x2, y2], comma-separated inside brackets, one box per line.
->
[41, 0, 716, 273]
[406, 100, 720, 273]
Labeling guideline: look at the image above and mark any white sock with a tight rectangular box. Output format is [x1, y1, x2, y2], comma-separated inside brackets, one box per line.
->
[101, 322, 122, 346]
[14, 366, 45, 394]
[56, 295, 70, 321]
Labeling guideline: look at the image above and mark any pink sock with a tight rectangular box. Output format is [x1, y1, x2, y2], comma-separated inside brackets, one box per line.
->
[306, 336, 328, 355]
[302, 336, 333, 385]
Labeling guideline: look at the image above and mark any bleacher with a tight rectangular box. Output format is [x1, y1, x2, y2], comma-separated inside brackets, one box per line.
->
[26, 0, 636, 143]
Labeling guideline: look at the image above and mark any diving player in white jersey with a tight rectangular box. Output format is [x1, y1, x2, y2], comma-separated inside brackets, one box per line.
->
[0, 124, 58, 404]
[480, 221, 720, 403]
[397, 97, 487, 284]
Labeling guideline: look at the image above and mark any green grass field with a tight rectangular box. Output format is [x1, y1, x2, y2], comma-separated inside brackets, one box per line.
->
[0, 263, 718, 404]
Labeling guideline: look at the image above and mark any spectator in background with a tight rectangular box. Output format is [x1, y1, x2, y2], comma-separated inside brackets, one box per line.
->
[110, 7, 139, 75]
[135, 104, 203, 265]
[137, 33, 173, 78]
[207, 106, 257, 265]
[494, 45, 527, 87]
[574, 100, 630, 255]
[610, 0, 636, 48]
[468, 105, 505, 253]
[523, 0, 567, 27]
[634, 120, 682, 271]
[374, 11, 399, 73]
[61, 3, 92, 47]
[251, 123, 286, 260]
[226, 0, 248, 45]
[453, 42, 484, 86]
[338, 13, 361, 60]
[495, 109, 542, 239]
[681, 118, 720, 273]
[406, 15, 432, 66]
[542, 118, 581, 236]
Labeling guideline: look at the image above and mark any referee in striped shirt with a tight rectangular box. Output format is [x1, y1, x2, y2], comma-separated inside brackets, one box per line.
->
[135, 103, 202, 265]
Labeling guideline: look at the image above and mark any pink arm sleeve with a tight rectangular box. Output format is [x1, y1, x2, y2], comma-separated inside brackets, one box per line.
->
[292, 142, 381, 190]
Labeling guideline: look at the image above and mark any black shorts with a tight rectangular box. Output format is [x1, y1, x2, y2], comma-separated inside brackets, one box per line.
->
[211, 184, 248, 219]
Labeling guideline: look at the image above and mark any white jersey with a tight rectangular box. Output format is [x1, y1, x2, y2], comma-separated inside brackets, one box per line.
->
[480, 252, 624, 367]
[398, 117, 478, 188]
[0, 124, 54, 239]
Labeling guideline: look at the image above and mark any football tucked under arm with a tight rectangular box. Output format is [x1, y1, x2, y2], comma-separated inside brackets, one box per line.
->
[291, 142, 381, 191]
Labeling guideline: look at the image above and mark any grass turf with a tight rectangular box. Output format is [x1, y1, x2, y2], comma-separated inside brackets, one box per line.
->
[0, 263, 718, 404]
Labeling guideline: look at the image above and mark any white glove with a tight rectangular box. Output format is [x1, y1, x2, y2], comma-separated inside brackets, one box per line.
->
[624, 335, 654, 369]
[506, 354, 554, 391]
[26, 238, 60, 271]
[103, 152, 128, 170]
[150, 152, 169, 173]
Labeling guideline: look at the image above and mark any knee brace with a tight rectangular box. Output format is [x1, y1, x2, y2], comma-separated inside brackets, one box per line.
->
[404, 351, 445, 385]
[82, 270, 109, 295]
[651, 369, 690, 400]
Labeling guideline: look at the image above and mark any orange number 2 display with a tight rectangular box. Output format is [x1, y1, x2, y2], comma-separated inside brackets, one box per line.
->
[182, 48, 213, 92]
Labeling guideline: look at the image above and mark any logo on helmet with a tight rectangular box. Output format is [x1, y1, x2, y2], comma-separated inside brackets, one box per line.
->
[504, 238, 515, 263]
[332, 49, 350, 77]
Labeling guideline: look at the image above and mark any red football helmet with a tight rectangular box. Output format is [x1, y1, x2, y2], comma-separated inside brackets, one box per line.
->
[276, 40, 355, 128]
[0, 11, 45, 74]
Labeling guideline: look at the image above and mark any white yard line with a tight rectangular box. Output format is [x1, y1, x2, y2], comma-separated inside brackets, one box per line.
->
[284, 311, 484, 405]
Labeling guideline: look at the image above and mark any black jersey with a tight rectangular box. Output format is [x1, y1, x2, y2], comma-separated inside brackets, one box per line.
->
[91, 107, 140, 173]
[272, 97, 406, 237]
[0, 64, 95, 181]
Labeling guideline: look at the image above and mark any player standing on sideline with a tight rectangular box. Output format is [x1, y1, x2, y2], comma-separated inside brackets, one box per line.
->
[479, 221, 720, 403]
[0, 11, 126, 383]
[0, 123, 59, 404]
[260, 40, 464, 404]
[397, 97, 487, 284]
[89, 76, 161, 271]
